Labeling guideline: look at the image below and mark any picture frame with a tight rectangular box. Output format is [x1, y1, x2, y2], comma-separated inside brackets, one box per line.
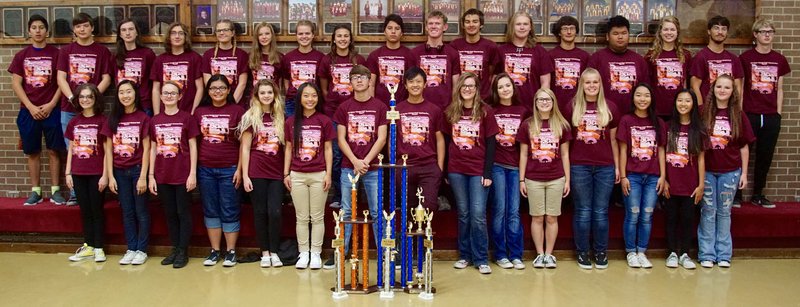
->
[129, 5, 151, 36]
[357, 0, 388, 35]
[2, 8, 24, 38]
[154, 5, 177, 36]
[394, 0, 424, 34]
[323, 0, 353, 34]
[102, 6, 125, 36]
[479, 0, 511, 35]
[218, 0, 248, 22]
[428, 0, 461, 35]
[253, 0, 282, 22]
[53, 7, 74, 37]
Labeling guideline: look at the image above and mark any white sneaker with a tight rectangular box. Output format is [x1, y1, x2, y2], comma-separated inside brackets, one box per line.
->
[544, 254, 557, 268]
[119, 250, 136, 265]
[271, 254, 283, 267]
[626, 252, 641, 268]
[700, 260, 714, 268]
[532, 254, 546, 268]
[68, 244, 94, 262]
[512, 259, 526, 270]
[453, 259, 469, 269]
[665, 252, 679, 268]
[718, 260, 731, 268]
[94, 248, 106, 262]
[260, 255, 272, 268]
[478, 264, 492, 274]
[679, 253, 696, 270]
[496, 258, 513, 269]
[131, 251, 148, 265]
[295, 252, 310, 269]
[309, 252, 322, 269]
[637, 252, 653, 269]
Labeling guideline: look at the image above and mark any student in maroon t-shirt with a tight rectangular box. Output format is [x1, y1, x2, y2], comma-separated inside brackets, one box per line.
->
[488, 73, 528, 270]
[114, 19, 156, 116]
[617, 84, 667, 269]
[549, 16, 590, 112]
[664, 89, 706, 270]
[238, 79, 286, 268]
[518, 88, 572, 269]
[101, 80, 151, 265]
[690, 16, 745, 105]
[496, 12, 553, 113]
[587, 15, 649, 115]
[411, 11, 462, 110]
[64, 83, 109, 263]
[148, 81, 200, 269]
[283, 83, 335, 270]
[367, 14, 416, 105]
[150, 23, 204, 115]
[202, 20, 249, 104]
[249, 23, 283, 90]
[698, 75, 755, 269]
[445, 73, 499, 275]
[281, 20, 325, 117]
[450, 9, 498, 103]
[9, 15, 67, 206]
[739, 18, 791, 208]
[644, 16, 692, 121]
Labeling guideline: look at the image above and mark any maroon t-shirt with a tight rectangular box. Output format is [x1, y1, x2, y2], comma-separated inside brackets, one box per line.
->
[740, 49, 791, 115]
[397, 100, 444, 166]
[318, 54, 368, 117]
[563, 101, 621, 166]
[194, 103, 245, 168]
[150, 51, 204, 113]
[366, 45, 416, 105]
[616, 114, 667, 176]
[445, 106, 500, 176]
[149, 110, 200, 185]
[665, 123, 702, 197]
[57, 42, 113, 113]
[251, 53, 283, 85]
[65, 114, 107, 176]
[247, 113, 284, 180]
[100, 111, 150, 169]
[8, 45, 60, 108]
[587, 48, 649, 115]
[690, 47, 745, 101]
[285, 112, 336, 173]
[706, 109, 756, 173]
[496, 43, 554, 113]
[201, 47, 250, 102]
[645, 49, 692, 117]
[281, 48, 325, 101]
[450, 37, 499, 102]
[493, 104, 529, 167]
[333, 97, 389, 170]
[517, 120, 572, 181]
[411, 44, 462, 110]
[115, 47, 156, 111]
[549, 46, 590, 111]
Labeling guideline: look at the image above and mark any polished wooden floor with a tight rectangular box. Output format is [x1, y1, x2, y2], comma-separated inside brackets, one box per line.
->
[2, 252, 799, 306]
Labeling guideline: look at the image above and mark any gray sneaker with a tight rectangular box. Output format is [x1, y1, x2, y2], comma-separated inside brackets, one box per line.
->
[50, 192, 67, 205]
[666, 252, 679, 268]
[66, 192, 78, 206]
[24, 192, 43, 206]
[544, 254, 557, 268]
[532, 254, 545, 268]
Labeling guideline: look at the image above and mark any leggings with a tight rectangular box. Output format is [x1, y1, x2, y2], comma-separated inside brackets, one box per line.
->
[73, 175, 105, 248]
[250, 178, 285, 253]
[157, 184, 193, 249]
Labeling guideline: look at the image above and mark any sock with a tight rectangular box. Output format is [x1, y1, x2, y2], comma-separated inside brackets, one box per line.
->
[32, 186, 41, 195]
[51, 186, 59, 195]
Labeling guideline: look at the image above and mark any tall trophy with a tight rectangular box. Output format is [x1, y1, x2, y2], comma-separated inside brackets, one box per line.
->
[404, 187, 434, 294]
[333, 174, 376, 294]
[379, 210, 396, 299]
[419, 210, 435, 300]
[331, 210, 347, 299]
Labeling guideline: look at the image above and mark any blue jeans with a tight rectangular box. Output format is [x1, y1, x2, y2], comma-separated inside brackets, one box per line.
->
[198, 165, 241, 232]
[448, 173, 490, 266]
[340, 168, 381, 251]
[331, 123, 342, 204]
[60, 111, 76, 155]
[571, 165, 615, 253]
[623, 172, 659, 253]
[113, 165, 151, 252]
[490, 164, 523, 260]
[698, 168, 740, 262]
[285, 98, 296, 117]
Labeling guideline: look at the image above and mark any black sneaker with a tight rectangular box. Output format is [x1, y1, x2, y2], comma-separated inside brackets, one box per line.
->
[576, 252, 592, 270]
[203, 249, 220, 266]
[594, 252, 608, 269]
[173, 248, 188, 269]
[223, 250, 237, 267]
[161, 247, 178, 265]
[752, 195, 776, 209]
[323, 256, 335, 270]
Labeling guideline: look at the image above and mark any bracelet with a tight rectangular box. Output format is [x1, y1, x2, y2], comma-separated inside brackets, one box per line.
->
[519, 180, 525, 183]
[284, 174, 290, 178]
[65, 173, 71, 176]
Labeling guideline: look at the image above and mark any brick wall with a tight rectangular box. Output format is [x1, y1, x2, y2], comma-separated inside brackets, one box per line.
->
[0, 1, 798, 201]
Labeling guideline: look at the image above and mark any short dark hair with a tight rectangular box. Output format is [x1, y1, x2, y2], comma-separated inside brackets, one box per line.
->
[403, 66, 427, 83]
[707, 15, 730, 30]
[72, 12, 93, 28]
[28, 14, 48, 31]
[607, 15, 630, 31]
[383, 14, 405, 32]
[552, 15, 579, 40]
[71, 83, 105, 115]
[462, 8, 484, 26]
[349, 64, 371, 78]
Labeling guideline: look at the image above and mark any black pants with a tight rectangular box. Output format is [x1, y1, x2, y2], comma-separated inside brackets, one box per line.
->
[158, 184, 193, 249]
[747, 113, 781, 196]
[665, 195, 695, 255]
[73, 175, 105, 248]
[250, 178, 284, 252]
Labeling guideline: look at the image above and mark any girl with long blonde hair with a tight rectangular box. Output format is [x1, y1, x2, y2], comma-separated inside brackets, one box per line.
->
[249, 23, 282, 86]
[645, 16, 692, 119]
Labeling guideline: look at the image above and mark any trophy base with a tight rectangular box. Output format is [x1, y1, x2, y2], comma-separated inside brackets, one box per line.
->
[418, 291, 434, 300]
[331, 284, 378, 294]
[379, 290, 395, 299]
[331, 291, 348, 300]
[404, 286, 436, 294]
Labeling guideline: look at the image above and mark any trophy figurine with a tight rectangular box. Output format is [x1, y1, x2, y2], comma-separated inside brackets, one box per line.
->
[380, 210, 396, 299]
[413, 187, 426, 233]
[331, 210, 347, 299]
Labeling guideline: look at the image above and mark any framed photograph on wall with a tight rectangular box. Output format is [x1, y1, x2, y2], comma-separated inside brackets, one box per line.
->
[253, 22, 282, 36]
[583, 0, 612, 35]
[253, 0, 282, 22]
[287, 0, 318, 34]
[53, 7, 74, 37]
[678, 0, 755, 39]
[2, 8, 24, 38]
[218, 0, 247, 21]
[549, 0, 579, 35]
[78, 6, 101, 36]
[616, 0, 644, 34]
[154, 5, 177, 36]
[322, 0, 353, 35]
[129, 5, 151, 35]
[27, 7, 49, 25]
[394, 0, 424, 34]
[428, 0, 461, 35]
[195, 5, 214, 35]
[234, 22, 248, 35]
[479, 0, 511, 35]
[103, 6, 125, 36]
[358, 0, 388, 35]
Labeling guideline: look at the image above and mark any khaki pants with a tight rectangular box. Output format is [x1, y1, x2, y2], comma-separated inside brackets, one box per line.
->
[525, 177, 566, 216]
[290, 171, 328, 253]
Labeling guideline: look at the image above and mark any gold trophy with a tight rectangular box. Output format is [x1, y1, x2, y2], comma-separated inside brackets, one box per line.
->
[413, 187, 427, 233]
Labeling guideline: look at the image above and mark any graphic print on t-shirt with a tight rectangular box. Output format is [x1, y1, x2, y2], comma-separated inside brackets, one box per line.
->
[331, 64, 354, 96]
[554, 58, 581, 90]
[401, 113, 430, 146]
[504, 54, 532, 85]
[707, 60, 733, 85]
[118, 58, 144, 85]
[655, 58, 683, 90]
[458, 51, 484, 74]
[453, 118, 480, 150]
[419, 56, 447, 87]
[609, 62, 637, 94]
[210, 57, 238, 84]
[68, 54, 97, 85]
[666, 132, 689, 167]
[254, 63, 276, 85]
[113, 125, 141, 158]
[200, 115, 231, 144]
[378, 57, 405, 87]
[630, 126, 656, 161]
[290, 62, 317, 89]
[576, 111, 604, 144]
[162, 62, 190, 89]
[347, 113, 376, 146]
[255, 122, 280, 155]
[531, 128, 559, 163]
[155, 124, 183, 158]
[72, 125, 99, 159]
[299, 128, 322, 161]
[23, 57, 52, 88]
[495, 116, 521, 147]
[710, 117, 730, 150]
[750, 62, 779, 95]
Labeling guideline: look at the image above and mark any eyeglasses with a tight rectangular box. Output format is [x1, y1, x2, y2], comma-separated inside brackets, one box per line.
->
[215, 28, 232, 34]
[209, 86, 229, 92]
[162, 91, 179, 97]
[351, 75, 369, 81]
[535, 97, 553, 102]
[561, 26, 577, 32]
[170, 31, 186, 36]
[757, 30, 775, 35]
[461, 84, 477, 90]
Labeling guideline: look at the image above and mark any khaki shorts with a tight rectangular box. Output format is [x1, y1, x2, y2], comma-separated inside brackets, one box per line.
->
[526, 177, 566, 216]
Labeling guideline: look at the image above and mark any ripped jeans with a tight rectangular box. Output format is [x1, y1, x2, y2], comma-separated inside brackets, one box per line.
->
[698, 168, 741, 262]
[623, 172, 659, 253]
